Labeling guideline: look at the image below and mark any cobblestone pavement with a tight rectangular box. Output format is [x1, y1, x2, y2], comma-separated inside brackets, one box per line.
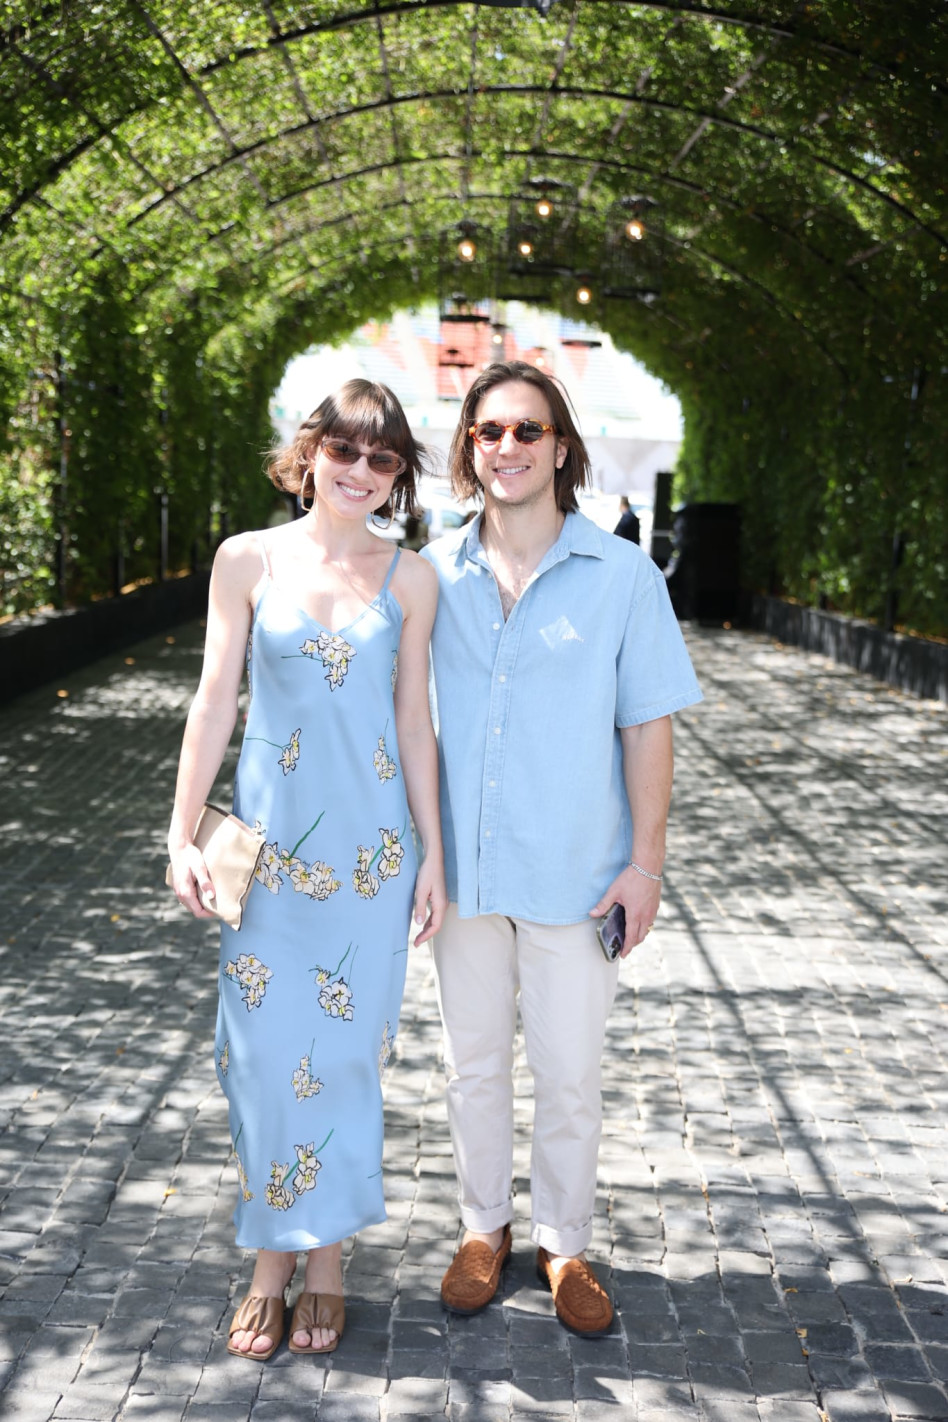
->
[1, 621, 946, 1422]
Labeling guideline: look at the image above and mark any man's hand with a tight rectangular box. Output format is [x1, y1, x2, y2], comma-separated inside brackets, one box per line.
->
[590, 864, 662, 958]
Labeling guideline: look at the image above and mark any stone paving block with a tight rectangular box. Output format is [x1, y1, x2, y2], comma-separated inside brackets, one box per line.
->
[180, 1405, 249, 1422]
[51, 1383, 129, 1420]
[447, 1406, 508, 1422]
[746, 1361, 815, 1398]
[0, 1390, 67, 1420]
[698, 1402, 759, 1422]
[862, 1342, 934, 1382]
[384, 1376, 449, 1411]
[756, 1402, 824, 1422]
[880, 1380, 948, 1419]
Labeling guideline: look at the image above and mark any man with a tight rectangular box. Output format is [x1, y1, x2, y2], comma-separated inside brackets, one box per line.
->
[613, 494, 641, 544]
[420, 361, 701, 1336]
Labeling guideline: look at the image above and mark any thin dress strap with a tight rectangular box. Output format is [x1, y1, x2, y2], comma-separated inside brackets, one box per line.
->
[255, 533, 273, 580]
[379, 546, 401, 595]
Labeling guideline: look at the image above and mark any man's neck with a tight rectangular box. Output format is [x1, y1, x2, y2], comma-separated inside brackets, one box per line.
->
[480, 497, 566, 569]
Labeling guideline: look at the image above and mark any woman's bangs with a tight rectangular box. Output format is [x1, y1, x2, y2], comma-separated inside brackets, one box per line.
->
[332, 392, 408, 455]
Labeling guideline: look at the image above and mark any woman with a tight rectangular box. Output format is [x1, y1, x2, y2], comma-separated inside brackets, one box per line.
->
[168, 380, 445, 1360]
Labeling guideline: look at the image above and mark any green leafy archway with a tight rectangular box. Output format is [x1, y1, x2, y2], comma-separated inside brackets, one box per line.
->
[1, 1, 946, 632]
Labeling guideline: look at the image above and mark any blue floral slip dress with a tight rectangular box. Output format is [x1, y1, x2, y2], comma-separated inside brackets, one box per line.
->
[215, 536, 416, 1250]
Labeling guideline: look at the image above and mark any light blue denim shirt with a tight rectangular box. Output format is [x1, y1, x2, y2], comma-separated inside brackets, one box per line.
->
[420, 510, 703, 925]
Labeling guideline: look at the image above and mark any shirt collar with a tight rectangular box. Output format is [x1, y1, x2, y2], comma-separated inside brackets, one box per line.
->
[462, 509, 605, 569]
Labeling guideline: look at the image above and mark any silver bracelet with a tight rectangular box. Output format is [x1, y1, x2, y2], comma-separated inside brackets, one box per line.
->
[629, 859, 663, 882]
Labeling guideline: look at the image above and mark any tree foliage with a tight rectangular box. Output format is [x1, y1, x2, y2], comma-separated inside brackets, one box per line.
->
[0, 0, 945, 632]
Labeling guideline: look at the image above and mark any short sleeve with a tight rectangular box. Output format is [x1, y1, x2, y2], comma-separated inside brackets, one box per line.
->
[615, 563, 703, 726]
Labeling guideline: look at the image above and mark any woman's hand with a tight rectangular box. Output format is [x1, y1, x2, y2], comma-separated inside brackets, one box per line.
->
[169, 843, 219, 920]
[412, 853, 447, 945]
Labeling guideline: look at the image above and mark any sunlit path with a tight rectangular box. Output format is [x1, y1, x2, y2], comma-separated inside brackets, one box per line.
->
[0, 623, 945, 1421]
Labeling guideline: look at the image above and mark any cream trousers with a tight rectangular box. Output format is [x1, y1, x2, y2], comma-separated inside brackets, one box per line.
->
[431, 904, 620, 1257]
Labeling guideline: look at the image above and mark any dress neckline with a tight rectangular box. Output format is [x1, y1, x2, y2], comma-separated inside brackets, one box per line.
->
[254, 541, 401, 638]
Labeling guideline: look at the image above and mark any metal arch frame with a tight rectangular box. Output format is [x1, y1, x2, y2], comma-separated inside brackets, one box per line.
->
[188, 0, 937, 87]
[199, 149, 916, 319]
[1, 0, 928, 82]
[3, 47, 943, 239]
[107, 85, 945, 245]
[165, 179, 860, 377]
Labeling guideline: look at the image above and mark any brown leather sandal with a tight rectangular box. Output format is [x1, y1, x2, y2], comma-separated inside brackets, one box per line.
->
[287, 1291, 346, 1354]
[441, 1224, 512, 1314]
[536, 1247, 614, 1336]
[226, 1292, 287, 1361]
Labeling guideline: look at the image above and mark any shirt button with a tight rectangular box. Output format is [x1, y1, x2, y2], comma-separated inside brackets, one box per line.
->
[498, 674, 506, 683]
[492, 622, 501, 631]
[493, 726, 501, 735]
[489, 780, 496, 788]
[484, 829, 491, 838]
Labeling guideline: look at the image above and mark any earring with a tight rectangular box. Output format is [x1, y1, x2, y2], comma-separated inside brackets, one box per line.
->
[300, 471, 315, 512]
[371, 507, 394, 530]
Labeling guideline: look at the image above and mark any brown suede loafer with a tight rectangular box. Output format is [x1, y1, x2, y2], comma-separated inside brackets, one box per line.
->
[536, 1247, 614, 1336]
[441, 1224, 512, 1314]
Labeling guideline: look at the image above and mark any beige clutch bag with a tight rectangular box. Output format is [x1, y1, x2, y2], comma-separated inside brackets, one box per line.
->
[165, 804, 266, 930]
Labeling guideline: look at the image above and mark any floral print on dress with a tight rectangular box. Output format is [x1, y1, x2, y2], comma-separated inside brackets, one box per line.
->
[289, 857, 342, 900]
[278, 727, 301, 775]
[218, 1041, 230, 1077]
[292, 1051, 323, 1101]
[312, 946, 356, 1021]
[224, 953, 272, 1010]
[265, 1161, 294, 1211]
[391, 649, 398, 691]
[373, 732, 397, 783]
[293, 1141, 321, 1196]
[255, 840, 284, 894]
[233, 1125, 254, 1201]
[253, 813, 341, 902]
[245, 632, 254, 699]
[378, 1021, 395, 1076]
[377, 827, 404, 881]
[263, 1131, 333, 1212]
[352, 844, 380, 899]
[301, 632, 356, 690]
[319, 976, 354, 1020]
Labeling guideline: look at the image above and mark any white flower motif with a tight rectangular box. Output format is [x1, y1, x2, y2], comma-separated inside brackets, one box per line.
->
[289, 858, 342, 901]
[278, 727, 301, 775]
[292, 1054, 323, 1101]
[377, 827, 404, 881]
[378, 1022, 395, 1076]
[373, 735, 397, 783]
[255, 840, 284, 894]
[224, 953, 273, 1011]
[352, 844, 380, 899]
[218, 1041, 229, 1077]
[301, 632, 356, 690]
[293, 1141, 322, 1195]
[319, 975, 354, 1021]
[265, 1161, 294, 1212]
[391, 651, 398, 691]
[234, 1149, 254, 1201]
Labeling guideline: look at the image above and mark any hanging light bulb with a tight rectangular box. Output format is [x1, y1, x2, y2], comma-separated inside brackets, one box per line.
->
[625, 217, 646, 241]
[457, 236, 477, 262]
[536, 197, 553, 219]
[576, 285, 593, 305]
[517, 238, 534, 258]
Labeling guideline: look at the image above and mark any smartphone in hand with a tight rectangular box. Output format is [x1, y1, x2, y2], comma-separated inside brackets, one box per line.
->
[596, 902, 626, 961]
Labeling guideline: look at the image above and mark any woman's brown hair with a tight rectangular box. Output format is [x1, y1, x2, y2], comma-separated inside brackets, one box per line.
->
[448, 360, 591, 513]
[268, 379, 429, 520]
